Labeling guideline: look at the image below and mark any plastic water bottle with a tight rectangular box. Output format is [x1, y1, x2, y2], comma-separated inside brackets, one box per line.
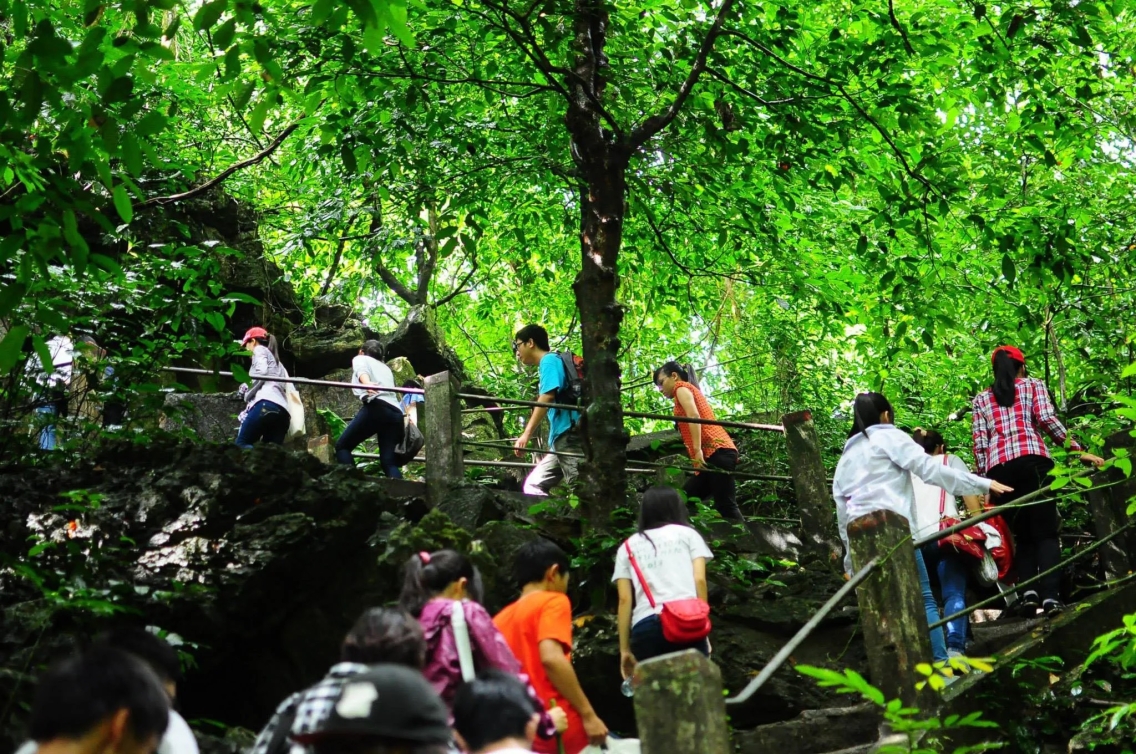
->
[620, 677, 634, 697]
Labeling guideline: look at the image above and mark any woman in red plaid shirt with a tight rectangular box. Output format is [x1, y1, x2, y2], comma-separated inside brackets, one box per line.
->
[971, 346, 1104, 617]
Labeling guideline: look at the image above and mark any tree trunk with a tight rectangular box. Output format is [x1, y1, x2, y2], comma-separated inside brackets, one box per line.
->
[572, 155, 630, 527]
[564, 0, 630, 528]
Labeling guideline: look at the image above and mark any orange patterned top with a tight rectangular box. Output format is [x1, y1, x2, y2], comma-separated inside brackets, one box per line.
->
[673, 380, 736, 460]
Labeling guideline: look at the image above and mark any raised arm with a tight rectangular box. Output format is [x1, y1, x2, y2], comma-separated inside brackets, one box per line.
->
[1032, 380, 1081, 451]
[876, 429, 992, 498]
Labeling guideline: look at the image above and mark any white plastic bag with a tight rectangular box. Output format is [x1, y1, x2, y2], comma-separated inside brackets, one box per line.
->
[285, 384, 306, 440]
[974, 551, 999, 587]
[580, 740, 641, 754]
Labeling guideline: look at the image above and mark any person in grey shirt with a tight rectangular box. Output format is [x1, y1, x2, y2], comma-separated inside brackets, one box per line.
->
[334, 340, 404, 476]
[235, 327, 291, 448]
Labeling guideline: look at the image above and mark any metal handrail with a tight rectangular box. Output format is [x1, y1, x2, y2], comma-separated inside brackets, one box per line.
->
[725, 556, 881, 705]
[163, 366, 424, 395]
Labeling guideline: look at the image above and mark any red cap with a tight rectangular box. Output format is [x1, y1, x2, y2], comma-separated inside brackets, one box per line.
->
[992, 345, 1025, 364]
[241, 327, 268, 345]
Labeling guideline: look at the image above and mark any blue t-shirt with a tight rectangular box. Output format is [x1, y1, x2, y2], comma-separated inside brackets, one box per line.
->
[538, 352, 579, 447]
[400, 393, 424, 412]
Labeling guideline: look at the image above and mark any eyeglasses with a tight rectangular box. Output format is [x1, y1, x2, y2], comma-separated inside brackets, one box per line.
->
[512, 342, 522, 355]
[654, 381, 664, 391]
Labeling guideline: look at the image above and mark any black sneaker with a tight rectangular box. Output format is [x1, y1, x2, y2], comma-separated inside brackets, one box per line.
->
[1042, 599, 1065, 618]
[1016, 591, 1040, 617]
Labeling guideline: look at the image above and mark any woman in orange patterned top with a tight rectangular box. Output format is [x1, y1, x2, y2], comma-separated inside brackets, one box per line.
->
[653, 362, 742, 522]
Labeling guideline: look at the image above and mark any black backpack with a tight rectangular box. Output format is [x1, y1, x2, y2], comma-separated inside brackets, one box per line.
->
[554, 351, 585, 407]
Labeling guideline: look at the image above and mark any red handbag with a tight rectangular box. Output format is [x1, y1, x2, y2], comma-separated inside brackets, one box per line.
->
[625, 541, 711, 644]
[936, 455, 988, 559]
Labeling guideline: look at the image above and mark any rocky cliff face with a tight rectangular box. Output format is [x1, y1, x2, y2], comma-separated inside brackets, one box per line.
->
[0, 438, 865, 748]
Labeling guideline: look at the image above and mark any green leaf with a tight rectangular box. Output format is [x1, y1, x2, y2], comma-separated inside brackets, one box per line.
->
[121, 133, 143, 175]
[0, 325, 30, 372]
[193, 0, 227, 31]
[1001, 254, 1015, 285]
[213, 18, 237, 50]
[1121, 362, 1136, 379]
[112, 185, 134, 224]
[248, 96, 270, 133]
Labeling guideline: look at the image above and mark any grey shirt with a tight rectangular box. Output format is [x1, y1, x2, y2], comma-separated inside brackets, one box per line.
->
[246, 345, 290, 411]
[351, 355, 400, 411]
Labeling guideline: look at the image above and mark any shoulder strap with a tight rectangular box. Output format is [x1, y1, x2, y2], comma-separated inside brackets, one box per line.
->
[450, 600, 477, 682]
[624, 540, 656, 609]
[939, 454, 948, 516]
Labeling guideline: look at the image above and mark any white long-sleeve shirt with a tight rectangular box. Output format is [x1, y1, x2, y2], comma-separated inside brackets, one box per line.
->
[832, 424, 992, 574]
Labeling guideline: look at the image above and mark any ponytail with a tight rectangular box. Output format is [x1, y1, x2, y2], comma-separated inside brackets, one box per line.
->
[848, 392, 894, 439]
[992, 350, 1022, 408]
[252, 334, 280, 361]
[398, 549, 483, 618]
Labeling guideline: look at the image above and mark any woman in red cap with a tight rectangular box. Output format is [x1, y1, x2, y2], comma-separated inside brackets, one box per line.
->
[971, 345, 1103, 617]
[236, 327, 291, 448]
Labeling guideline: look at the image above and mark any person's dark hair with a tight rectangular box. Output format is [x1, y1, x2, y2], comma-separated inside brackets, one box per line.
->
[361, 340, 384, 361]
[512, 538, 570, 588]
[398, 550, 483, 618]
[94, 627, 181, 687]
[992, 349, 1024, 408]
[341, 608, 427, 668]
[914, 429, 945, 455]
[401, 379, 422, 390]
[848, 392, 894, 439]
[637, 486, 690, 551]
[29, 647, 170, 744]
[513, 325, 550, 352]
[653, 361, 689, 385]
[452, 670, 536, 752]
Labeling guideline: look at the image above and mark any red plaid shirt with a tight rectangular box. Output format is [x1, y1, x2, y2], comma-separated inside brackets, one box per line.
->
[971, 377, 1082, 474]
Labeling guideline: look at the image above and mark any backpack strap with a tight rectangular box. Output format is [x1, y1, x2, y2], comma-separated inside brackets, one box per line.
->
[939, 454, 948, 517]
[624, 540, 656, 609]
[450, 600, 477, 682]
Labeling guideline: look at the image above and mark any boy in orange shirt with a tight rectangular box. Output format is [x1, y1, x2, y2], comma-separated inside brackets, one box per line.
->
[494, 539, 608, 754]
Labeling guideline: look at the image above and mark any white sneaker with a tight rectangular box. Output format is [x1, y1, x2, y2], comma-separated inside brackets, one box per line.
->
[947, 649, 964, 659]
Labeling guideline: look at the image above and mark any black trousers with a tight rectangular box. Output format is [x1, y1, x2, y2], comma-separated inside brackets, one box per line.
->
[684, 448, 742, 521]
[987, 454, 1059, 601]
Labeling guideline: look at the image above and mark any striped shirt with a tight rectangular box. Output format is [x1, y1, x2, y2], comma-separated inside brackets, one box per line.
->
[971, 377, 1082, 474]
[673, 380, 736, 459]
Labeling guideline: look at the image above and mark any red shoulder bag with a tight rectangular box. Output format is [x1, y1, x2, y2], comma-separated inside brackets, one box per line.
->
[624, 540, 711, 644]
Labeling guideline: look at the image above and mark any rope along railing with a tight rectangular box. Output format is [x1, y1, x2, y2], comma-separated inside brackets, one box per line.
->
[163, 367, 784, 432]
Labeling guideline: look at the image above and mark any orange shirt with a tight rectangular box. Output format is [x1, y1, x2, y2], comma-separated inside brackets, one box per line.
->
[673, 380, 736, 459]
[494, 591, 587, 754]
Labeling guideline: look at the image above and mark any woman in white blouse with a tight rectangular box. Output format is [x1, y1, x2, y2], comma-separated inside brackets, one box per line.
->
[832, 393, 1011, 662]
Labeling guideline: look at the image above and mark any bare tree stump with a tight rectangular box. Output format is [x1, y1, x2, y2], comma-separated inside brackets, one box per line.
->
[782, 411, 838, 555]
[424, 371, 462, 504]
[633, 650, 729, 754]
[847, 508, 931, 708]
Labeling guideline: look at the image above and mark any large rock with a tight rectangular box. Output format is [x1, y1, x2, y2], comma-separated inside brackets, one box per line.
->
[0, 439, 429, 740]
[380, 305, 467, 382]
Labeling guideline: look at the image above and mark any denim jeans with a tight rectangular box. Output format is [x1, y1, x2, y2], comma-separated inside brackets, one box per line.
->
[629, 613, 709, 662]
[921, 543, 969, 653]
[335, 398, 405, 478]
[235, 400, 290, 448]
[36, 405, 58, 450]
[915, 548, 948, 662]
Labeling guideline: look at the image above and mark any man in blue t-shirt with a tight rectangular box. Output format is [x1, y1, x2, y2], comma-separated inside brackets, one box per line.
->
[512, 324, 582, 496]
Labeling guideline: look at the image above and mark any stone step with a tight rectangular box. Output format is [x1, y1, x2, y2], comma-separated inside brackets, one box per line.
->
[733, 703, 880, 754]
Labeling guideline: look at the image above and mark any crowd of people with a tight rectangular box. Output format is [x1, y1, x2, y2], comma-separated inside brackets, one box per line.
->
[23, 527, 710, 754]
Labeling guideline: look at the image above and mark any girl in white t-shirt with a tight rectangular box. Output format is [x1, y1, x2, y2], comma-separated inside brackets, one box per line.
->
[613, 486, 713, 680]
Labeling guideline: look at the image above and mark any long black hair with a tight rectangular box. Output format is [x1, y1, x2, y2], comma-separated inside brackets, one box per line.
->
[637, 486, 691, 551]
[398, 549, 484, 618]
[992, 350, 1024, 408]
[653, 361, 689, 384]
[252, 334, 280, 360]
[848, 392, 894, 439]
